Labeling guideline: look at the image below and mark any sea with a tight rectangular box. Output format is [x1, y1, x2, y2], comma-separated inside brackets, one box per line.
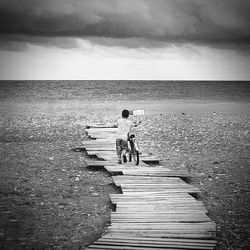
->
[0, 80, 249, 115]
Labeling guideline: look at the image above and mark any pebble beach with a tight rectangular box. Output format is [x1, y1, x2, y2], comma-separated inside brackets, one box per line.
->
[0, 80, 249, 249]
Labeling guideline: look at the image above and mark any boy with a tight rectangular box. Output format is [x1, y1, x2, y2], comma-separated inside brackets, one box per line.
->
[114, 109, 134, 164]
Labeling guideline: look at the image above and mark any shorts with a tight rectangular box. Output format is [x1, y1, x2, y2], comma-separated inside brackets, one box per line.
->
[116, 139, 128, 154]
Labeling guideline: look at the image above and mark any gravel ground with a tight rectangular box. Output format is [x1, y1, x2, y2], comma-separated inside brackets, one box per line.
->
[0, 112, 249, 249]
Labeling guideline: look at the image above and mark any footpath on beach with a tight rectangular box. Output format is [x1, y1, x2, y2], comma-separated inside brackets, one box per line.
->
[81, 123, 217, 250]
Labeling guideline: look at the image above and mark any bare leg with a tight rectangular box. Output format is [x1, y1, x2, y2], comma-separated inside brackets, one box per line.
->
[116, 140, 122, 164]
[121, 149, 127, 163]
[117, 151, 121, 162]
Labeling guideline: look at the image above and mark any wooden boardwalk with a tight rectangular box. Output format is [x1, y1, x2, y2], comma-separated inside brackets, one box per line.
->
[83, 125, 217, 250]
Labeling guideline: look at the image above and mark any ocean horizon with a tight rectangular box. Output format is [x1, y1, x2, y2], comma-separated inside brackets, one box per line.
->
[1, 80, 249, 116]
[1, 80, 250, 102]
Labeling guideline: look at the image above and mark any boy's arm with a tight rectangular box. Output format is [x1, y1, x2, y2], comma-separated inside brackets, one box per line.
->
[113, 121, 118, 128]
[113, 117, 120, 128]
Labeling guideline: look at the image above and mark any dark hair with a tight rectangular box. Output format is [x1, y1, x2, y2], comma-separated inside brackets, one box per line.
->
[122, 109, 129, 118]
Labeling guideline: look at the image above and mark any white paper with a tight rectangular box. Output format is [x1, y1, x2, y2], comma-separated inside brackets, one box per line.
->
[133, 110, 145, 116]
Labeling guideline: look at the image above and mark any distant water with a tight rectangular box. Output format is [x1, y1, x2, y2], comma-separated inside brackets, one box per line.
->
[0, 80, 250, 103]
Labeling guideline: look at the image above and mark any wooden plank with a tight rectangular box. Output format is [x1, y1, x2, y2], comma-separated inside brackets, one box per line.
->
[109, 193, 195, 203]
[110, 193, 192, 198]
[116, 204, 206, 210]
[103, 165, 188, 175]
[110, 222, 216, 229]
[87, 131, 116, 135]
[85, 161, 152, 167]
[93, 238, 217, 249]
[87, 245, 194, 250]
[101, 236, 217, 244]
[112, 191, 196, 196]
[89, 241, 215, 250]
[85, 160, 118, 166]
[120, 183, 196, 187]
[111, 213, 212, 223]
[121, 170, 191, 178]
[105, 230, 216, 239]
[88, 152, 117, 156]
[112, 178, 186, 186]
[87, 128, 118, 133]
[115, 200, 202, 206]
[141, 157, 160, 164]
[121, 188, 201, 194]
[86, 123, 116, 128]
[82, 138, 115, 142]
[110, 195, 194, 201]
[80, 141, 115, 146]
[87, 131, 117, 135]
[86, 148, 116, 151]
[113, 176, 184, 180]
[116, 207, 207, 213]
[111, 219, 212, 223]
[88, 134, 117, 139]
[84, 144, 116, 149]
[105, 166, 173, 172]
[110, 197, 197, 204]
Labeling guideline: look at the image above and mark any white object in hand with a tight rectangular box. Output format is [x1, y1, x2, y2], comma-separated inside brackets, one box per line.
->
[133, 110, 145, 116]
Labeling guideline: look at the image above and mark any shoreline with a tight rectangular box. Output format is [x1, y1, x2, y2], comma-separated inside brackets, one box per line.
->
[1, 99, 249, 117]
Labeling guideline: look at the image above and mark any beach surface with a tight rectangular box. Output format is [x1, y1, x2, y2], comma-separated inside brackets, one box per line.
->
[0, 81, 250, 249]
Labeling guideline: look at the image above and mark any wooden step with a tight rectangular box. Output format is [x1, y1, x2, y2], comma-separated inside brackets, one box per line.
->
[122, 170, 191, 178]
[104, 230, 216, 239]
[85, 160, 118, 166]
[111, 213, 212, 223]
[86, 123, 116, 128]
[87, 128, 118, 133]
[86, 237, 217, 250]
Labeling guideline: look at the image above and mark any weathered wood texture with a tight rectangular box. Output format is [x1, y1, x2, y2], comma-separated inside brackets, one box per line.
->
[84, 125, 217, 249]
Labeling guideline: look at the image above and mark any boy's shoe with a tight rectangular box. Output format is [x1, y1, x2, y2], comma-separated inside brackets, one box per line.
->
[122, 155, 127, 163]
[118, 160, 122, 164]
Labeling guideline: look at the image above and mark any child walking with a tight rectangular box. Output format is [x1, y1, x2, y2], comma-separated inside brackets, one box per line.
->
[114, 109, 134, 164]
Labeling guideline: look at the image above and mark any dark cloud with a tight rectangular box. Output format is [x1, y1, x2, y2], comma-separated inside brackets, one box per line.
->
[0, 34, 78, 51]
[0, 0, 250, 49]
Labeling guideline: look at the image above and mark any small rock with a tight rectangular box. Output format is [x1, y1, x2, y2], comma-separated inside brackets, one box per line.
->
[92, 193, 99, 196]
[18, 237, 27, 241]
[2, 211, 11, 214]
[10, 219, 18, 223]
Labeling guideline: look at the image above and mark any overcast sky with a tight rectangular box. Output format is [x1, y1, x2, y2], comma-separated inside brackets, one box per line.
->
[0, 0, 250, 80]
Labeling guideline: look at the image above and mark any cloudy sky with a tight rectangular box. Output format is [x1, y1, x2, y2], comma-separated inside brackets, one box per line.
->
[0, 0, 250, 80]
